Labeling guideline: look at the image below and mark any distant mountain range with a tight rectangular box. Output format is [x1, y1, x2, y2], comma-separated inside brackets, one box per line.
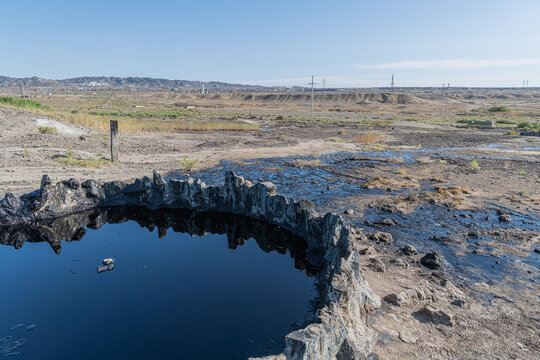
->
[0, 75, 264, 90]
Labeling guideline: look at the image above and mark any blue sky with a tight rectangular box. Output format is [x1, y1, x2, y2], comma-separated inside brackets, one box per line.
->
[1, 0, 539, 87]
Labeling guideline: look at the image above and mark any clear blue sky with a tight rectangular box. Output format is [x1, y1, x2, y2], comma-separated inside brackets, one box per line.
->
[1, 0, 539, 87]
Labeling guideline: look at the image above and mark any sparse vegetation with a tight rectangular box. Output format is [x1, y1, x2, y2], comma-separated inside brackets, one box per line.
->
[517, 121, 540, 133]
[504, 131, 519, 135]
[354, 132, 382, 145]
[363, 120, 391, 126]
[178, 156, 198, 171]
[337, 129, 346, 135]
[496, 119, 516, 125]
[469, 160, 479, 168]
[0, 96, 52, 111]
[325, 137, 345, 142]
[38, 126, 58, 134]
[363, 177, 419, 190]
[56, 156, 120, 168]
[488, 106, 510, 113]
[362, 145, 384, 151]
[55, 149, 120, 168]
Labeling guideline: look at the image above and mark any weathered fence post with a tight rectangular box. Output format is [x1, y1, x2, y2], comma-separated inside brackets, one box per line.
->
[110, 120, 118, 162]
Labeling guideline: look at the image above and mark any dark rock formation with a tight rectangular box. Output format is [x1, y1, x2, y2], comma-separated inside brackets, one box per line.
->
[416, 306, 454, 326]
[420, 252, 442, 269]
[0, 170, 381, 360]
[401, 244, 418, 256]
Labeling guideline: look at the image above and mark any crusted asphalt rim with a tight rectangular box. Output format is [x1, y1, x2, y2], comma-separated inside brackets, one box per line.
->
[0, 170, 381, 360]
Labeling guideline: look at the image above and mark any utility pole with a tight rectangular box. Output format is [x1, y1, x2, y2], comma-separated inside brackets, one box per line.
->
[323, 78, 326, 90]
[19, 81, 25, 98]
[445, 83, 450, 115]
[201, 84, 205, 94]
[391, 74, 395, 93]
[308, 75, 320, 121]
[440, 83, 445, 117]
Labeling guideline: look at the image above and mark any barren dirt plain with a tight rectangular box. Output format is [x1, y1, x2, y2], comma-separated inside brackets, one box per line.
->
[0, 88, 539, 359]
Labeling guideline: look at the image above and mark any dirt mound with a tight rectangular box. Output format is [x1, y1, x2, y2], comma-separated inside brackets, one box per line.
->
[234, 92, 429, 106]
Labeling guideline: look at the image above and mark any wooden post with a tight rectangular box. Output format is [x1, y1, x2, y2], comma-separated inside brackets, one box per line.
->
[110, 120, 118, 162]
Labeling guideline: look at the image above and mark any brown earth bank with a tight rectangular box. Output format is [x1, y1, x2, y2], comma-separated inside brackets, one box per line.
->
[0, 90, 538, 359]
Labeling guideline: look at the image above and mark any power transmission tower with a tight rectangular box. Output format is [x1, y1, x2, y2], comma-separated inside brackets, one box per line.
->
[308, 75, 320, 121]
[526, 80, 529, 87]
[391, 74, 395, 93]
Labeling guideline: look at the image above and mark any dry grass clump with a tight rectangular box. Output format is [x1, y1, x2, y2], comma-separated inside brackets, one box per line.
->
[54, 149, 121, 168]
[325, 137, 345, 142]
[435, 185, 471, 197]
[354, 132, 383, 145]
[38, 126, 58, 134]
[55, 156, 121, 168]
[363, 177, 419, 190]
[61, 111, 260, 133]
[420, 185, 473, 206]
[2, 98, 260, 133]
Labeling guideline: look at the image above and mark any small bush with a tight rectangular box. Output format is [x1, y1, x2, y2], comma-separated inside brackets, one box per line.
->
[496, 119, 516, 125]
[504, 131, 519, 135]
[488, 106, 510, 113]
[38, 126, 58, 134]
[469, 160, 479, 168]
[338, 129, 346, 135]
[178, 156, 198, 171]
[517, 121, 540, 132]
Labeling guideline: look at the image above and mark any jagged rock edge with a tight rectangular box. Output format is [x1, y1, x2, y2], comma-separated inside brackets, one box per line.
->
[0, 171, 381, 360]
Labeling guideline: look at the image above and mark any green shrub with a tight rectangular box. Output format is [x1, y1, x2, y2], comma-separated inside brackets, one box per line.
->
[488, 106, 510, 113]
[517, 121, 540, 132]
[0, 96, 51, 110]
[38, 126, 58, 134]
[503, 131, 519, 135]
[495, 119, 516, 125]
[178, 156, 198, 171]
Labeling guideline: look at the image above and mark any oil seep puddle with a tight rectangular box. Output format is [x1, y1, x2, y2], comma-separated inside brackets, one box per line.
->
[175, 149, 538, 294]
[0, 208, 320, 359]
[361, 205, 540, 290]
